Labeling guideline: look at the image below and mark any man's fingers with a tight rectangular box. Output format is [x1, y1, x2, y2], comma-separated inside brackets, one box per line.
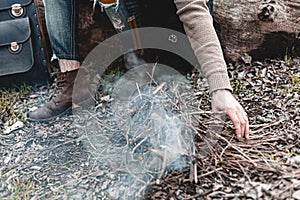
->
[227, 107, 250, 139]
[211, 89, 250, 139]
[237, 111, 246, 138]
[226, 109, 241, 138]
[239, 107, 250, 139]
[243, 111, 250, 139]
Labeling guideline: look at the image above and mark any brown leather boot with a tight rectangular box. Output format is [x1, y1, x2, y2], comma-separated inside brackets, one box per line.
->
[27, 70, 91, 122]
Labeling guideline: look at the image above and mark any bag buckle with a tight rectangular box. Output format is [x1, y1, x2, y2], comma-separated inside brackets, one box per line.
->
[10, 42, 20, 52]
[11, 4, 24, 17]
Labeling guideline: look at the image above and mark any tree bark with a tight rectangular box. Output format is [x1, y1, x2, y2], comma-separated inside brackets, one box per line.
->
[213, 0, 300, 62]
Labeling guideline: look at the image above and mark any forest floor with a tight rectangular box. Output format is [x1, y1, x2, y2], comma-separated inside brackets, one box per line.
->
[0, 57, 299, 199]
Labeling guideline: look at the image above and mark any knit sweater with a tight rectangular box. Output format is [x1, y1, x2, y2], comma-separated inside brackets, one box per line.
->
[174, 0, 233, 94]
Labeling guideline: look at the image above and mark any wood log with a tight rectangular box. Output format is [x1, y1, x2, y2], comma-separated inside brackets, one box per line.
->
[213, 0, 300, 62]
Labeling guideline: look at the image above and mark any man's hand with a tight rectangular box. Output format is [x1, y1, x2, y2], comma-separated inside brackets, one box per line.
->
[211, 89, 250, 139]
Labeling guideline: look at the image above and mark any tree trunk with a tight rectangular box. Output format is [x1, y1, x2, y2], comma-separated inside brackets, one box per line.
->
[213, 0, 300, 63]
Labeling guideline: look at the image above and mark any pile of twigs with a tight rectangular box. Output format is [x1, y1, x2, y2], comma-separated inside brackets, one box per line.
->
[145, 58, 300, 199]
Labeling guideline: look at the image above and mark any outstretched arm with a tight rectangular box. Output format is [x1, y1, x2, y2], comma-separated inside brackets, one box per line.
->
[174, 0, 249, 138]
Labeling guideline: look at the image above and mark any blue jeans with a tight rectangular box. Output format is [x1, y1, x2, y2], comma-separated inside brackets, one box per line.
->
[43, 0, 79, 61]
[207, 0, 214, 15]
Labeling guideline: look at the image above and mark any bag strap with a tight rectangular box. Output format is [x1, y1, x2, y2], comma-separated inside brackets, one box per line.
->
[34, 0, 53, 77]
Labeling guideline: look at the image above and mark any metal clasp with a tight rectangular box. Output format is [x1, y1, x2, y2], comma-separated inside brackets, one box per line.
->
[97, 0, 119, 12]
[11, 4, 24, 17]
[10, 42, 20, 52]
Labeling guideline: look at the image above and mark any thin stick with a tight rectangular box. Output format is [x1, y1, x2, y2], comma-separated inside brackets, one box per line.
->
[131, 136, 148, 154]
[153, 82, 166, 95]
[157, 149, 167, 184]
[197, 167, 223, 178]
[193, 146, 198, 183]
[184, 111, 226, 115]
[135, 83, 143, 100]
[216, 134, 258, 167]
[249, 120, 285, 134]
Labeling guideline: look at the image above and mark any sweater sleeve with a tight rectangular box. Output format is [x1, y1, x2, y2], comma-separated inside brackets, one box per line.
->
[174, 0, 233, 94]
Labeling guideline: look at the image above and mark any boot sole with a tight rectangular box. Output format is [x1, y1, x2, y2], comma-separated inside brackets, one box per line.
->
[27, 97, 95, 123]
[26, 107, 72, 123]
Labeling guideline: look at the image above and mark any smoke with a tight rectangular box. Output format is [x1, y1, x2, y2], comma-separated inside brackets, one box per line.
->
[72, 26, 222, 199]
[76, 64, 196, 199]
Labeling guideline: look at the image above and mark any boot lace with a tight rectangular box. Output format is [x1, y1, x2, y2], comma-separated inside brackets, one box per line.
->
[51, 74, 66, 101]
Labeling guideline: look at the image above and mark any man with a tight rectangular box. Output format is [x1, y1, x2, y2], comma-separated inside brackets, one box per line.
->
[27, 0, 249, 139]
[27, 0, 145, 121]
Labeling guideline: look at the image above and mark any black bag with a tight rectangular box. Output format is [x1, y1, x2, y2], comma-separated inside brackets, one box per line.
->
[0, 0, 50, 88]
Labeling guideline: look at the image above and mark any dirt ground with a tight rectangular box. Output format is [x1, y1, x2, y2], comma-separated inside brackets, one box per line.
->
[0, 57, 299, 199]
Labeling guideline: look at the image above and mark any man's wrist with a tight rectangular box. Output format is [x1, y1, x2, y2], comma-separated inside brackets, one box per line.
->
[211, 88, 232, 97]
[207, 74, 233, 95]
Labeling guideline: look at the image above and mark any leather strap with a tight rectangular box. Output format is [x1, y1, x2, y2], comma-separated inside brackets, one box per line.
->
[128, 16, 144, 55]
[33, 0, 52, 76]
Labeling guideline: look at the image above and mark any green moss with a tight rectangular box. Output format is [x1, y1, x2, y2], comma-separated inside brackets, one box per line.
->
[231, 80, 245, 94]
[5, 176, 34, 200]
[287, 72, 300, 95]
[0, 84, 31, 127]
